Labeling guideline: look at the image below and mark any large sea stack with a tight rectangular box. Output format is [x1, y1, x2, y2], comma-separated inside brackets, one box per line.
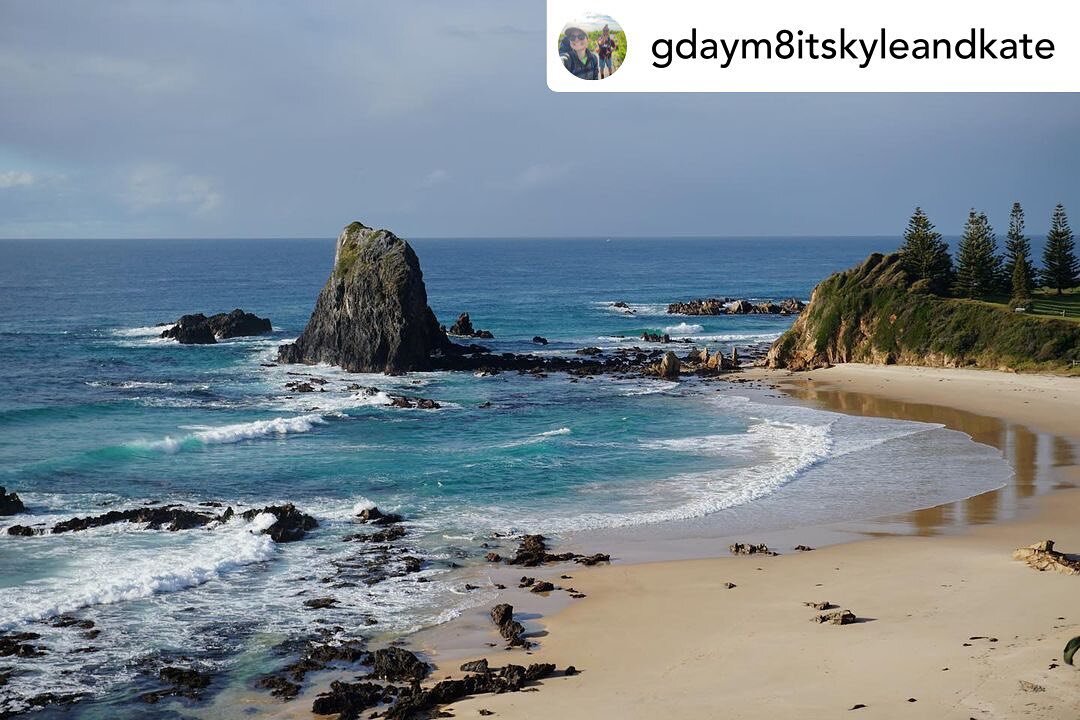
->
[277, 222, 450, 373]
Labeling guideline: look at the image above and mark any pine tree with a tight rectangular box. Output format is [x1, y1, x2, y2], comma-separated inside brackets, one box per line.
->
[1003, 202, 1034, 294]
[1041, 204, 1079, 295]
[1011, 255, 1032, 304]
[898, 207, 952, 294]
[953, 210, 1002, 299]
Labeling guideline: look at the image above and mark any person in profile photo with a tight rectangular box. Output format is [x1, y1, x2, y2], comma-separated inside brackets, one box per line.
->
[597, 24, 618, 79]
[560, 26, 599, 80]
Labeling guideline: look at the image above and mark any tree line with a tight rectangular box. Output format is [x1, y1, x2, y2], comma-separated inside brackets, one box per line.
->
[899, 203, 1079, 303]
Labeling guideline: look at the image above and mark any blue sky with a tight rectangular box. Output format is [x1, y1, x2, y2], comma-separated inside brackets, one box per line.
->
[1, 1, 1078, 238]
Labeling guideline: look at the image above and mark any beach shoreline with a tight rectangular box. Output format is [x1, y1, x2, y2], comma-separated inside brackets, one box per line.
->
[407, 364, 1080, 719]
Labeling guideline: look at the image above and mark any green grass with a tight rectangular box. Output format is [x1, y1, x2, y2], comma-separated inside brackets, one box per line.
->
[980, 288, 1080, 323]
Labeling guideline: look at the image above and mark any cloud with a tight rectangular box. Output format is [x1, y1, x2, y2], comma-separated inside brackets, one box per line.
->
[0, 171, 34, 188]
[122, 164, 222, 216]
[514, 162, 574, 189]
[420, 169, 449, 187]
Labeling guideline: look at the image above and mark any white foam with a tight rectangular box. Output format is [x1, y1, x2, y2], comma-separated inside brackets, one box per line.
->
[0, 516, 277, 630]
[131, 413, 334, 452]
[496, 427, 572, 449]
[664, 323, 704, 335]
[110, 325, 172, 338]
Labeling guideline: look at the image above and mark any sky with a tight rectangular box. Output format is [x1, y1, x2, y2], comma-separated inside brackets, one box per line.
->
[1, 1, 1078, 239]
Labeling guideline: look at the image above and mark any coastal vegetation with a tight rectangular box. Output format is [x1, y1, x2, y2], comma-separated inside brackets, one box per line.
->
[768, 202, 1080, 373]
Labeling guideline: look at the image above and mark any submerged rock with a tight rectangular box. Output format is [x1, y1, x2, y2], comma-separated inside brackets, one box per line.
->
[0, 486, 25, 515]
[277, 222, 451, 373]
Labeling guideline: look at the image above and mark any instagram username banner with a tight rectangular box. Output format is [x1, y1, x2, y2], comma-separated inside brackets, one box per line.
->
[547, 0, 1078, 92]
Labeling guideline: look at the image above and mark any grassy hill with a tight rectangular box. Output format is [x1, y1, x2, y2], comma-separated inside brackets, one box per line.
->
[767, 253, 1080, 374]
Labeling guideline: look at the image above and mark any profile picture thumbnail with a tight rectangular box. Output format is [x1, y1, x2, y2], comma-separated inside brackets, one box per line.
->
[558, 14, 625, 80]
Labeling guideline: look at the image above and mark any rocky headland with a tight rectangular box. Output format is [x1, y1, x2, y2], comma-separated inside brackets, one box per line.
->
[767, 252, 1080, 372]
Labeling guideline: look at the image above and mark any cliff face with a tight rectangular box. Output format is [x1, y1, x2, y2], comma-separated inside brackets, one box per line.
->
[767, 253, 1080, 372]
[277, 222, 449, 372]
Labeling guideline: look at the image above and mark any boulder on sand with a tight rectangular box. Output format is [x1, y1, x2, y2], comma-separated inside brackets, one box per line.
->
[277, 222, 450, 373]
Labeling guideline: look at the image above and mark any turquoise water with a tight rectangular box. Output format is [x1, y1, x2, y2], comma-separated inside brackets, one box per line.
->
[0, 237, 1012, 716]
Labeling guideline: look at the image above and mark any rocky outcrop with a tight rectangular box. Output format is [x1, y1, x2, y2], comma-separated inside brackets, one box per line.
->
[239, 504, 317, 543]
[278, 222, 451, 373]
[0, 487, 25, 515]
[161, 309, 271, 344]
[657, 351, 680, 379]
[667, 297, 805, 315]
[767, 253, 1080, 372]
[1013, 540, 1080, 575]
[448, 312, 494, 339]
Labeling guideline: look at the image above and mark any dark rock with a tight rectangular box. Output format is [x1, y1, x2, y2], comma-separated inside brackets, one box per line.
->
[0, 487, 25, 515]
[239, 504, 317, 543]
[490, 604, 513, 628]
[356, 507, 404, 525]
[311, 680, 394, 718]
[574, 553, 610, 566]
[576, 347, 602, 356]
[255, 675, 302, 700]
[161, 313, 216, 344]
[729, 542, 777, 556]
[0, 632, 45, 658]
[794, 544, 815, 552]
[344, 525, 406, 543]
[277, 222, 451, 373]
[7, 524, 38, 536]
[51, 506, 217, 534]
[641, 332, 672, 344]
[489, 603, 527, 647]
[449, 313, 475, 336]
[564, 665, 578, 676]
[368, 647, 430, 683]
[206, 308, 272, 338]
[459, 659, 489, 673]
[402, 556, 422, 573]
[159, 666, 211, 691]
[304, 597, 339, 609]
[804, 601, 834, 611]
[531, 336, 548, 345]
[530, 582, 555, 594]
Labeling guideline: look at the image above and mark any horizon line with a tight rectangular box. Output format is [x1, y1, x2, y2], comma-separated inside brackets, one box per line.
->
[0, 233, 911, 242]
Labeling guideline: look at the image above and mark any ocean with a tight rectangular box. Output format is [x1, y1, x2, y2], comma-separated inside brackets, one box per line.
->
[0, 236, 1013, 717]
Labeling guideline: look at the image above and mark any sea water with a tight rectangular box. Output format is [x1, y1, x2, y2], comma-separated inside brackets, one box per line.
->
[0, 237, 1011, 716]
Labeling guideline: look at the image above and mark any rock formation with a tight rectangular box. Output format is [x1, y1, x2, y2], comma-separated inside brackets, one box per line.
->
[278, 222, 451, 372]
[161, 309, 271, 344]
[0, 487, 25, 515]
[667, 297, 805, 315]
[767, 252, 1080, 372]
[448, 312, 494, 339]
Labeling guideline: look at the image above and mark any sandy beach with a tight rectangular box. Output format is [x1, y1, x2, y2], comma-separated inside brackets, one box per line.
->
[424, 365, 1080, 720]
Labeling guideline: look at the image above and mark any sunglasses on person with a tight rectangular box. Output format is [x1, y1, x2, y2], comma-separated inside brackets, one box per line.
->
[567, 33, 587, 41]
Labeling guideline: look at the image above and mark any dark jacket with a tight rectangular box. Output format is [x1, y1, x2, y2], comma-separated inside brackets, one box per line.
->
[561, 49, 599, 80]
